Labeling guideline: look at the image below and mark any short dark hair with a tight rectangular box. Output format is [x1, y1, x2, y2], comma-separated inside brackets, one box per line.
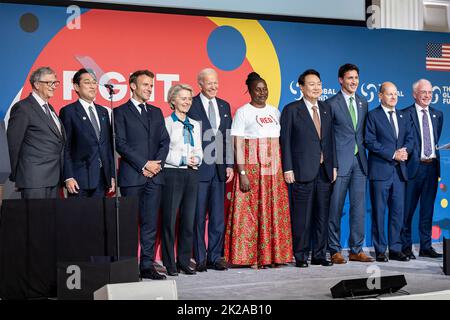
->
[338, 63, 359, 79]
[129, 70, 155, 91]
[245, 72, 265, 92]
[72, 68, 96, 85]
[298, 69, 321, 86]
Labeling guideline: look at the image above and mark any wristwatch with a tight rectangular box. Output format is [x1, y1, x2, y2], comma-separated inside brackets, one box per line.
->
[239, 170, 246, 175]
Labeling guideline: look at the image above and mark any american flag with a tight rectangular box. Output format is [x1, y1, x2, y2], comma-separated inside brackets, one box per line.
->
[426, 43, 450, 71]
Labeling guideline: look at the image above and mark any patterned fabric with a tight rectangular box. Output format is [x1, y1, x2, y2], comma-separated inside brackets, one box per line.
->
[225, 138, 293, 266]
[422, 109, 432, 157]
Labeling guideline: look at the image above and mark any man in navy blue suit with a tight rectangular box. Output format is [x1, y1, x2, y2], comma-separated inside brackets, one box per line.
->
[401, 79, 444, 259]
[365, 82, 414, 262]
[281, 69, 337, 268]
[326, 64, 374, 264]
[60, 68, 115, 197]
[187, 68, 233, 272]
[114, 70, 170, 280]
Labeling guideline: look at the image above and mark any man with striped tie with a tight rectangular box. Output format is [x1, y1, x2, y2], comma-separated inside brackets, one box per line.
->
[401, 79, 444, 259]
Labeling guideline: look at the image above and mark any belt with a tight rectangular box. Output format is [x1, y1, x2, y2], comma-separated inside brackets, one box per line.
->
[420, 158, 435, 163]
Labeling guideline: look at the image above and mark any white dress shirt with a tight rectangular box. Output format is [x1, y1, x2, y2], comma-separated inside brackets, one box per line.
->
[303, 97, 321, 123]
[381, 104, 399, 138]
[200, 93, 221, 129]
[341, 90, 358, 124]
[79, 98, 101, 130]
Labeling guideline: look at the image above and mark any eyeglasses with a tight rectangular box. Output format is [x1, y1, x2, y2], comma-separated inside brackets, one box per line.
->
[38, 80, 60, 88]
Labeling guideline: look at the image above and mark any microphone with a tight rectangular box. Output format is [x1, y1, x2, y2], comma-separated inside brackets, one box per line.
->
[103, 83, 114, 89]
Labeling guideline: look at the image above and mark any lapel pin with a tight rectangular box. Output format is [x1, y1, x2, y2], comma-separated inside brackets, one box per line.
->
[433, 114, 436, 118]
[224, 114, 228, 118]
[83, 116, 87, 120]
[324, 111, 327, 114]
[400, 114, 403, 118]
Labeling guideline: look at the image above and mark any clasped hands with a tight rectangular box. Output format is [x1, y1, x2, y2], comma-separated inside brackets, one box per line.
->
[394, 147, 408, 162]
[143, 160, 162, 177]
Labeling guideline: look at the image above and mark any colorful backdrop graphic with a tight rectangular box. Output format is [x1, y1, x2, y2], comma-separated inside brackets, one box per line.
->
[1, 3, 449, 247]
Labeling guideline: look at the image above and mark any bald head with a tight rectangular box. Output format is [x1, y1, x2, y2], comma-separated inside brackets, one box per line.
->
[412, 79, 432, 108]
[378, 82, 398, 109]
[197, 68, 219, 99]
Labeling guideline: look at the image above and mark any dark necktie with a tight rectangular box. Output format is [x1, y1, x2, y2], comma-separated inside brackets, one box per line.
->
[422, 109, 432, 157]
[388, 111, 397, 139]
[43, 103, 60, 134]
[88, 105, 101, 140]
[138, 103, 147, 118]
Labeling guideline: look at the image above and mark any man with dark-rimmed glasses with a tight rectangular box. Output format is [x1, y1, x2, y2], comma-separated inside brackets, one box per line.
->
[7, 66, 66, 199]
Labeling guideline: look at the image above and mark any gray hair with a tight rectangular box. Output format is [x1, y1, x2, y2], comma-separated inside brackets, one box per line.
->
[167, 84, 193, 110]
[412, 79, 432, 92]
[197, 68, 218, 85]
[29, 67, 56, 88]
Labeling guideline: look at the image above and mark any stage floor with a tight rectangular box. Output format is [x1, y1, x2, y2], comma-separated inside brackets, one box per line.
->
[151, 243, 450, 300]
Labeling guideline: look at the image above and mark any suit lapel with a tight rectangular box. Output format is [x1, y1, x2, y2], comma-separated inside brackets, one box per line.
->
[318, 101, 329, 137]
[410, 106, 421, 143]
[217, 99, 229, 132]
[355, 95, 364, 132]
[193, 95, 211, 130]
[29, 95, 61, 139]
[75, 101, 99, 141]
[298, 99, 320, 139]
[95, 104, 108, 143]
[377, 106, 397, 141]
[127, 100, 149, 130]
[429, 107, 439, 142]
[337, 92, 355, 130]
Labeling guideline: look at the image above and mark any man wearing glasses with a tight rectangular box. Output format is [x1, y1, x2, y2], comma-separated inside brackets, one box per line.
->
[7, 66, 66, 199]
[59, 68, 115, 198]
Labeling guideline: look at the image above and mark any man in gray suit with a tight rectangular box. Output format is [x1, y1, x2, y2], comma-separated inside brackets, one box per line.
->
[7, 66, 65, 199]
[326, 64, 374, 263]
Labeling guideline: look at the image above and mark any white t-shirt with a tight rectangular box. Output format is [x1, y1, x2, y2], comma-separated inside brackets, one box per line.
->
[230, 103, 281, 139]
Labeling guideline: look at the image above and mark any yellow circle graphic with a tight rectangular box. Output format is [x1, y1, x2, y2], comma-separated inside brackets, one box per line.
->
[441, 199, 448, 209]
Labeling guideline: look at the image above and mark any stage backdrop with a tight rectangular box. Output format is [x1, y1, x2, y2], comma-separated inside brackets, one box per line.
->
[1, 3, 449, 248]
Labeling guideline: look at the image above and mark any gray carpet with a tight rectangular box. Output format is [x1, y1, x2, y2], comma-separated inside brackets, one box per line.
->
[150, 243, 450, 300]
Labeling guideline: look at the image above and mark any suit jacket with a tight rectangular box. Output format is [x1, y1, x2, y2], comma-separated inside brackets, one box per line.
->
[365, 105, 414, 181]
[187, 94, 233, 182]
[402, 104, 443, 178]
[59, 100, 114, 189]
[114, 100, 170, 187]
[326, 91, 368, 176]
[280, 98, 337, 183]
[7, 94, 66, 188]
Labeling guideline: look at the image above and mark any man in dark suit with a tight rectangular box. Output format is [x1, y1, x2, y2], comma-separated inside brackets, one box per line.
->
[365, 82, 414, 262]
[114, 70, 170, 280]
[187, 68, 233, 272]
[280, 69, 337, 268]
[59, 68, 115, 197]
[7, 66, 65, 199]
[401, 79, 444, 259]
[326, 64, 374, 264]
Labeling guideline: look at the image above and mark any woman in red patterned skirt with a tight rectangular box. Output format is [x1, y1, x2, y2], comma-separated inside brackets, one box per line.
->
[224, 72, 293, 269]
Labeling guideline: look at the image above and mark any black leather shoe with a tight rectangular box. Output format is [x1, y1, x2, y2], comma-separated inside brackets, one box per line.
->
[166, 267, 178, 276]
[389, 250, 410, 261]
[376, 253, 388, 262]
[311, 259, 333, 266]
[196, 261, 208, 272]
[419, 247, 443, 258]
[140, 267, 167, 280]
[295, 260, 308, 268]
[403, 249, 416, 260]
[177, 264, 196, 275]
[210, 258, 228, 271]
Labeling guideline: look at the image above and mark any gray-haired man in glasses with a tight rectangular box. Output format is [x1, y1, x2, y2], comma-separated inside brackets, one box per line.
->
[7, 66, 66, 199]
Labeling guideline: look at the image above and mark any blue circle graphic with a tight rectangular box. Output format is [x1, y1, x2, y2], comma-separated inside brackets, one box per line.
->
[207, 26, 246, 71]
